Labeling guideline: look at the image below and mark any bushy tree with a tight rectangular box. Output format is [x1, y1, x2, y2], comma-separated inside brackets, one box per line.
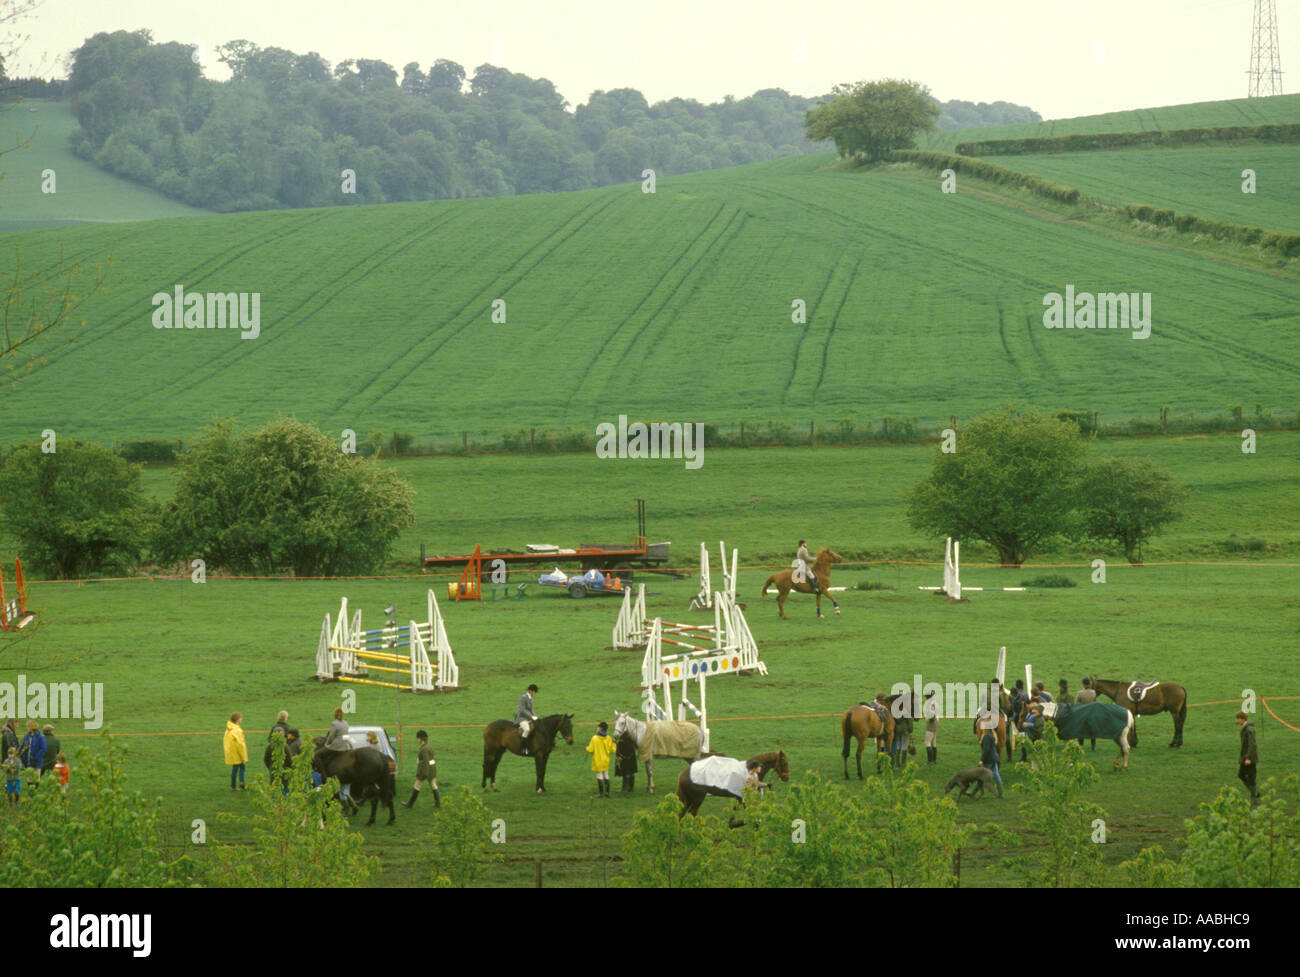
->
[208, 742, 377, 887]
[618, 794, 743, 887]
[153, 418, 414, 576]
[0, 735, 195, 887]
[0, 438, 149, 578]
[907, 407, 1086, 566]
[1078, 457, 1185, 563]
[805, 78, 939, 161]
[425, 786, 504, 887]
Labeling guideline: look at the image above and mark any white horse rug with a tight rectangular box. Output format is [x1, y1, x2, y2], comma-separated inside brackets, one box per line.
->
[687, 756, 748, 800]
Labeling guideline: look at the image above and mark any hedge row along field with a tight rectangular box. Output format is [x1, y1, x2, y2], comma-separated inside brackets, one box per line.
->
[887, 149, 1082, 203]
[917, 92, 1300, 152]
[6, 150, 1299, 445]
[954, 122, 1300, 157]
[988, 146, 1300, 233]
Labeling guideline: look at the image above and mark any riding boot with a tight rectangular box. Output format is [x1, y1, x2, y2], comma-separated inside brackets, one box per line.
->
[432, 789, 441, 808]
[401, 789, 419, 808]
[595, 778, 603, 797]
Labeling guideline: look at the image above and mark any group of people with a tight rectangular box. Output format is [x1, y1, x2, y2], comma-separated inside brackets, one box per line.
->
[222, 707, 441, 809]
[2, 719, 69, 805]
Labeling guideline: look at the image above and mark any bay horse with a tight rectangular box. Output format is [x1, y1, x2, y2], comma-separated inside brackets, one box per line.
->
[481, 713, 574, 794]
[1090, 677, 1187, 747]
[761, 547, 843, 619]
[311, 738, 396, 826]
[841, 702, 895, 778]
[676, 750, 790, 823]
[612, 710, 704, 794]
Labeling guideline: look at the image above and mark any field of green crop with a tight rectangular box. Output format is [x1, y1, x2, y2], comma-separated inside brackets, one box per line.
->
[3, 144, 1298, 445]
[0, 101, 208, 233]
[991, 146, 1300, 233]
[917, 93, 1300, 152]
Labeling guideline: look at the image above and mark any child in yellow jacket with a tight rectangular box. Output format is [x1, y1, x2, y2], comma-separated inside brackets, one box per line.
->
[586, 721, 617, 798]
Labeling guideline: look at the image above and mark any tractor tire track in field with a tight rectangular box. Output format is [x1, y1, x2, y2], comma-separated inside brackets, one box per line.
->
[591, 207, 750, 404]
[347, 191, 624, 412]
[559, 200, 733, 411]
[140, 210, 462, 409]
[812, 254, 863, 405]
[1156, 317, 1300, 382]
[25, 212, 335, 376]
[780, 238, 848, 407]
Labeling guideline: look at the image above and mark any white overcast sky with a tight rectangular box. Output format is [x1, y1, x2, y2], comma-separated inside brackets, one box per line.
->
[10, 0, 1298, 120]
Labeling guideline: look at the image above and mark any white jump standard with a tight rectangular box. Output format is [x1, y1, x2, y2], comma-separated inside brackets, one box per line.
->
[690, 541, 738, 610]
[315, 589, 460, 692]
[918, 538, 1025, 599]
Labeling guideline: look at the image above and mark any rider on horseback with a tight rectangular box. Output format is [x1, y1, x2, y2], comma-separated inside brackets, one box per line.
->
[795, 540, 822, 596]
[515, 684, 539, 756]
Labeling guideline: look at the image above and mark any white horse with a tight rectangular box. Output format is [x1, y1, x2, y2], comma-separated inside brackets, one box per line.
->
[612, 710, 705, 794]
[1041, 701, 1134, 771]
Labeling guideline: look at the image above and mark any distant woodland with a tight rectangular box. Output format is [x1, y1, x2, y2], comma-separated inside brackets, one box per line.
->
[10, 31, 1041, 211]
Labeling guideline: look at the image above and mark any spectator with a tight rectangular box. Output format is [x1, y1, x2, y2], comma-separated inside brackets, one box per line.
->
[41, 724, 61, 781]
[18, 720, 46, 787]
[402, 730, 439, 809]
[1237, 711, 1259, 804]
[224, 712, 248, 790]
[1074, 679, 1097, 750]
[53, 752, 70, 795]
[586, 721, 616, 797]
[3, 747, 19, 805]
[614, 731, 637, 793]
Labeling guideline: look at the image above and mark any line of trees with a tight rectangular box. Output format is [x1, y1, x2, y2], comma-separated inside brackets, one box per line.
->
[59, 31, 1039, 211]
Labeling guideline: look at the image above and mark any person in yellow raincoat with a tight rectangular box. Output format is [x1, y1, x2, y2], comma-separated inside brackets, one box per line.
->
[224, 712, 248, 790]
[586, 721, 617, 798]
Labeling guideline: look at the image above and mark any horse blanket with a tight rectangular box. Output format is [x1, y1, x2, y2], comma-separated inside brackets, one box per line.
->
[1052, 702, 1129, 740]
[637, 720, 703, 764]
[687, 756, 748, 800]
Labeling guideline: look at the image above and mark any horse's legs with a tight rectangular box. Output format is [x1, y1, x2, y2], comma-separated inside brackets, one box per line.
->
[366, 794, 378, 826]
[535, 753, 548, 793]
[777, 587, 788, 620]
[646, 757, 654, 794]
[856, 737, 865, 780]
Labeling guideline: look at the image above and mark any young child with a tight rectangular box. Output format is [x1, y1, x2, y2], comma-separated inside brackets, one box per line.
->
[53, 753, 70, 795]
[586, 721, 617, 798]
[4, 747, 20, 804]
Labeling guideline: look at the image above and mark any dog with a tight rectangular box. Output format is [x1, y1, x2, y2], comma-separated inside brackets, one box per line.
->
[943, 766, 1000, 798]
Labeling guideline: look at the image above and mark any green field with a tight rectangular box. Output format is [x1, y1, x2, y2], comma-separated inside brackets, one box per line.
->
[992, 145, 1300, 233]
[0, 100, 209, 233]
[917, 93, 1300, 152]
[4, 147, 1298, 445]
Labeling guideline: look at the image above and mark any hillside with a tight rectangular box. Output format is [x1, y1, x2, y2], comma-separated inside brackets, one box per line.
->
[917, 93, 1300, 152]
[980, 145, 1300, 233]
[0, 100, 209, 232]
[3, 140, 1298, 443]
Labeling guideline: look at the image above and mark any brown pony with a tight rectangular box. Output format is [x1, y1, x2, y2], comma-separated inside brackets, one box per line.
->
[676, 750, 790, 821]
[761, 547, 843, 619]
[481, 713, 574, 793]
[841, 703, 895, 778]
[1090, 678, 1187, 747]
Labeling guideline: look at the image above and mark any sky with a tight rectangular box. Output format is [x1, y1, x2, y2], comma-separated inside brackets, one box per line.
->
[8, 0, 1299, 120]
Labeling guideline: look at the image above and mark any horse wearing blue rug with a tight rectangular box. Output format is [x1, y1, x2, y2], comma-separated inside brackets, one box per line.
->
[1040, 701, 1134, 771]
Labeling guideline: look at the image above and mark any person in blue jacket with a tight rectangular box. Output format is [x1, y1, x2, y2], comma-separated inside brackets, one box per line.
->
[18, 721, 46, 787]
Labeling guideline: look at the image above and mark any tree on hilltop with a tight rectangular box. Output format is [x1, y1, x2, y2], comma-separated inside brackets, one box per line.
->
[805, 78, 939, 161]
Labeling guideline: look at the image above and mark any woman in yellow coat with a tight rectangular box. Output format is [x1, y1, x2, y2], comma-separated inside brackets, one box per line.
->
[223, 712, 248, 790]
[586, 721, 617, 798]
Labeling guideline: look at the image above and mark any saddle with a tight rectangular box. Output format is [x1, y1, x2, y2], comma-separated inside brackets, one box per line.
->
[861, 701, 889, 724]
[1127, 681, 1159, 703]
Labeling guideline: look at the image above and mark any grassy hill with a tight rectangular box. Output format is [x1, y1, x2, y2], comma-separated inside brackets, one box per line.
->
[4, 146, 1298, 444]
[991, 145, 1300, 233]
[0, 100, 208, 232]
[917, 93, 1300, 152]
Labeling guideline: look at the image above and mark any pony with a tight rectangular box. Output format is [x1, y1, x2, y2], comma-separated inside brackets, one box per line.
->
[1089, 677, 1187, 747]
[841, 702, 895, 778]
[761, 547, 843, 619]
[1040, 701, 1134, 771]
[481, 713, 574, 794]
[675, 750, 789, 823]
[311, 738, 396, 826]
[612, 710, 704, 794]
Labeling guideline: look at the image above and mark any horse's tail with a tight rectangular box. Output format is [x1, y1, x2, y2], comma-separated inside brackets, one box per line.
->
[761, 574, 776, 597]
[841, 711, 853, 758]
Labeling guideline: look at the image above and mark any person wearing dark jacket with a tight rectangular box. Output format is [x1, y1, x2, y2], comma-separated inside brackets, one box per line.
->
[41, 725, 60, 778]
[1, 719, 19, 758]
[402, 730, 440, 809]
[1237, 711, 1259, 803]
[978, 729, 1003, 797]
[18, 721, 46, 786]
[614, 733, 638, 792]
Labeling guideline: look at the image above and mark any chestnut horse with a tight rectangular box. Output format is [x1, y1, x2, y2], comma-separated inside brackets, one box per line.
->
[676, 750, 790, 821]
[761, 547, 843, 619]
[481, 713, 574, 793]
[841, 702, 895, 778]
[1090, 677, 1187, 747]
